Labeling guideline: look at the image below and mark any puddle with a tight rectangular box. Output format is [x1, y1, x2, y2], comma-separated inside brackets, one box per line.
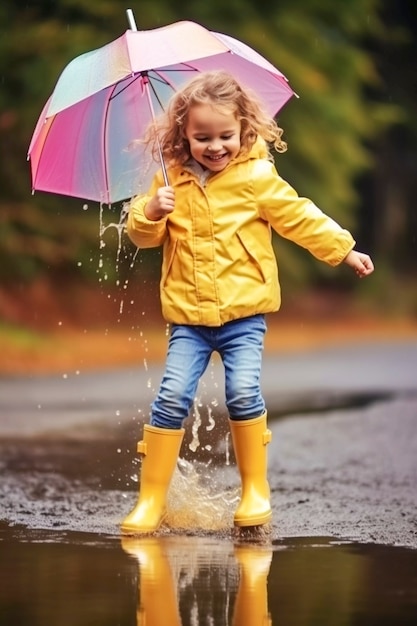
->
[1, 527, 416, 625]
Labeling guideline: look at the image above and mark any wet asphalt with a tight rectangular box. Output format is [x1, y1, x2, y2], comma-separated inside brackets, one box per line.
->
[1, 339, 416, 548]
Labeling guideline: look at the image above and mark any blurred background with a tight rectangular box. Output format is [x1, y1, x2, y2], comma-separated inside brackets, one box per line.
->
[1, 0, 416, 374]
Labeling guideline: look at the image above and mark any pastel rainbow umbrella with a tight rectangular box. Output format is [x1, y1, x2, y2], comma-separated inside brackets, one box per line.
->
[28, 17, 295, 205]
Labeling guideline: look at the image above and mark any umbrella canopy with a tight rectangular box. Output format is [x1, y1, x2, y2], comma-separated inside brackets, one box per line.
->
[28, 20, 295, 205]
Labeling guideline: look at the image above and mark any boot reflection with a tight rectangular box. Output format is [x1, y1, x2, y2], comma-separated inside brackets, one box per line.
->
[121, 537, 181, 626]
[122, 536, 272, 626]
[233, 545, 273, 626]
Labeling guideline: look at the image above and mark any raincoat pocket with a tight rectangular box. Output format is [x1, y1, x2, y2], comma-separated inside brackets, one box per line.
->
[236, 229, 269, 283]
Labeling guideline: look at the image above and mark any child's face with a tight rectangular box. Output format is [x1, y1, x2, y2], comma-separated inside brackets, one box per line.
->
[184, 103, 241, 172]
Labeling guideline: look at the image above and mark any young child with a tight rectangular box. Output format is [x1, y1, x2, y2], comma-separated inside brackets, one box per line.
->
[121, 70, 374, 535]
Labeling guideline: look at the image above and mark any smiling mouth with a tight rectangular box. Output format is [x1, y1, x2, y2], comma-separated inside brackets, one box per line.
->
[206, 153, 227, 161]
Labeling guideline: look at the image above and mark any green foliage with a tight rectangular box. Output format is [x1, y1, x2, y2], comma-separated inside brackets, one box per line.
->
[0, 320, 45, 349]
[0, 0, 414, 299]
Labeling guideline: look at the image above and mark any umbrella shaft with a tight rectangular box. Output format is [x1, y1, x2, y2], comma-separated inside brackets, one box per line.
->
[143, 76, 169, 186]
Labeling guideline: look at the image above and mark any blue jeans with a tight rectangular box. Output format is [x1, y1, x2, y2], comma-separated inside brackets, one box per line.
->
[151, 315, 267, 428]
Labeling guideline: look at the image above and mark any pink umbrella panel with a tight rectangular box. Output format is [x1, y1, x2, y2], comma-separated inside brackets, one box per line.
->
[28, 21, 296, 205]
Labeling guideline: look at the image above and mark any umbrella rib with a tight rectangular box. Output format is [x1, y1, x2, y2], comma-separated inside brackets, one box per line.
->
[101, 83, 120, 203]
[154, 63, 198, 73]
[108, 74, 142, 100]
[147, 77, 171, 112]
[29, 115, 57, 190]
[107, 64, 199, 103]
[147, 66, 200, 109]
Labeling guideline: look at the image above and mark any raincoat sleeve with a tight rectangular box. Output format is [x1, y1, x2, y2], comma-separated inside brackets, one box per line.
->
[254, 160, 355, 266]
[126, 172, 168, 249]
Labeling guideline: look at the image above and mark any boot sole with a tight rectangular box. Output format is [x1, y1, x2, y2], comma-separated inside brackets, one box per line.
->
[120, 522, 161, 535]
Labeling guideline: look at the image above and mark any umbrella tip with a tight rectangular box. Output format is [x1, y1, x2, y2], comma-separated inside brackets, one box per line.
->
[126, 8, 137, 31]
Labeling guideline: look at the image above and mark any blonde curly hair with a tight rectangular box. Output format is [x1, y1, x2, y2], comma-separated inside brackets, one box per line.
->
[144, 70, 287, 166]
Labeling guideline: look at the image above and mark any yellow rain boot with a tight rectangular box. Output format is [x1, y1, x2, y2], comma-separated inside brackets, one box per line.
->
[233, 544, 273, 626]
[229, 413, 272, 526]
[121, 537, 181, 626]
[121, 424, 185, 534]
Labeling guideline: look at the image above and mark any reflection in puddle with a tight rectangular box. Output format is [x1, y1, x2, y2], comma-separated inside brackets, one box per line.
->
[121, 536, 273, 625]
[1, 527, 417, 625]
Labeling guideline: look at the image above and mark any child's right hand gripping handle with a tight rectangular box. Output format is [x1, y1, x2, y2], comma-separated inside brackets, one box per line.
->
[145, 186, 175, 221]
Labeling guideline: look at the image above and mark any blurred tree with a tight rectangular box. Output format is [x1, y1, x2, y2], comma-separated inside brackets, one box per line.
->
[0, 0, 414, 308]
[359, 0, 417, 276]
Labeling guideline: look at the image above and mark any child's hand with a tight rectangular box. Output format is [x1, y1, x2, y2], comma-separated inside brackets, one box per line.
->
[145, 186, 175, 221]
[344, 249, 374, 278]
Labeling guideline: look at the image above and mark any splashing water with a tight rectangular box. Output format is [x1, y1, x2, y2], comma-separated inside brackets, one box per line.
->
[97, 201, 140, 320]
[164, 459, 272, 541]
[189, 400, 202, 453]
[186, 357, 225, 456]
[165, 458, 240, 532]
[98, 201, 129, 267]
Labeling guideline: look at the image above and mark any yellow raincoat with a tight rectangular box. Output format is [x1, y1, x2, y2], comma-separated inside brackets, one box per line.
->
[127, 141, 355, 326]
